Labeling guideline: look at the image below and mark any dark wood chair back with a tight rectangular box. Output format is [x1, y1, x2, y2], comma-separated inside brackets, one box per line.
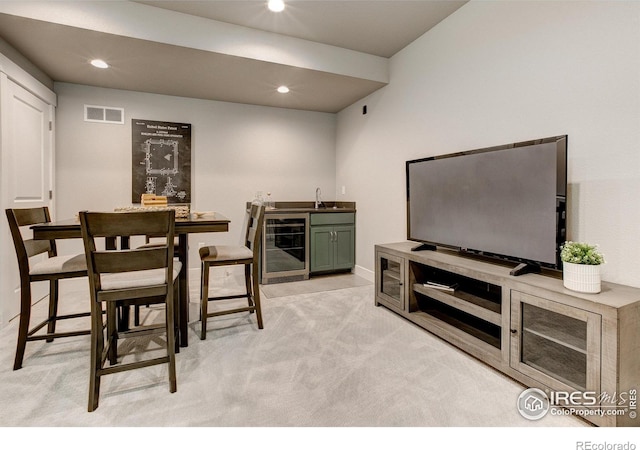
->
[245, 203, 266, 263]
[79, 210, 178, 411]
[6, 207, 57, 277]
[80, 210, 175, 298]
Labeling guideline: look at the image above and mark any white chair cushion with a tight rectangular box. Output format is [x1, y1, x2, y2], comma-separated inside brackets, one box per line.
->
[137, 237, 180, 249]
[100, 262, 182, 291]
[30, 253, 86, 276]
[200, 245, 253, 262]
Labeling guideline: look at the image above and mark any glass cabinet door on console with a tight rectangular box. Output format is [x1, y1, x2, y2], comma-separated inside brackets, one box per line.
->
[510, 291, 601, 394]
[375, 252, 405, 310]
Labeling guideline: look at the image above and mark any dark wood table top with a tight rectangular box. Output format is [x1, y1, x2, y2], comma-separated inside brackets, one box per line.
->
[32, 212, 230, 239]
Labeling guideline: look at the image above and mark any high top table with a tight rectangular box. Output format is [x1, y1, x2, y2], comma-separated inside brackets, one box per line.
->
[31, 212, 230, 347]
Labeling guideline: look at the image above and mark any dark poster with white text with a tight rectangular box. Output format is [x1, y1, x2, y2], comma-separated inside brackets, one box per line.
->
[132, 119, 191, 204]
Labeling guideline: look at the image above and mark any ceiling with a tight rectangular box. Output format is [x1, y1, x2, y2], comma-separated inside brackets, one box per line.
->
[0, 1, 468, 113]
[133, 0, 465, 58]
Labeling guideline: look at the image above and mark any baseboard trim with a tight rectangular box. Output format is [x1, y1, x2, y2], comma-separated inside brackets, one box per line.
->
[354, 265, 374, 282]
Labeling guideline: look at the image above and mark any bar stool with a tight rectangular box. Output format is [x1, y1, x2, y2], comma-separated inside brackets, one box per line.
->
[5, 207, 90, 370]
[79, 210, 180, 411]
[199, 204, 265, 340]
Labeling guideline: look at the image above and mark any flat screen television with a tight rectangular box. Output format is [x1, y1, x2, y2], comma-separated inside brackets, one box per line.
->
[406, 135, 567, 275]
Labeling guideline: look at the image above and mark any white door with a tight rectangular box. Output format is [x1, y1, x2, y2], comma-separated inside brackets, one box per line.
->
[0, 73, 54, 326]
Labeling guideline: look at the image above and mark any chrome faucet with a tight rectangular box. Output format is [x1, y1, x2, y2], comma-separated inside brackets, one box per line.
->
[315, 187, 323, 209]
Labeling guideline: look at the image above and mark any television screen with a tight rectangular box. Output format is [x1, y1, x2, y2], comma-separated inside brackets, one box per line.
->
[406, 135, 567, 272]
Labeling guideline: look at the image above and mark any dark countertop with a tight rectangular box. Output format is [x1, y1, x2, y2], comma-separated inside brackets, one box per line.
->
[254, 201, 356, 214]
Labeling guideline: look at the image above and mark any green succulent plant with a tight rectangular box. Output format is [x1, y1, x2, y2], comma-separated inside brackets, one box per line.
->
[560, 241, 605, 265]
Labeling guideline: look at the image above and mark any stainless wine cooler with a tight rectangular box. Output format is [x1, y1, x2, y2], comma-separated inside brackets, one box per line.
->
[261, 213, 309, 284]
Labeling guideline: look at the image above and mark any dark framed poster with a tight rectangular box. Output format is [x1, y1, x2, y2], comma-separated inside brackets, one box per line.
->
[132, 119, 191, 204]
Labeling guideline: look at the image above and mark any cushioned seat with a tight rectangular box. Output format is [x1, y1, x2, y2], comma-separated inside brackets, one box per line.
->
[5, 207, 90, 371]
[199, 245, 253, 262]
[100, 265, 182, 291]
[29, 253, 87, 276]
[138, 237, 180, 249]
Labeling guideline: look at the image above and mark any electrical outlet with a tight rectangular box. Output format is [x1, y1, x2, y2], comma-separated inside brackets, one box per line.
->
[341, 185, 346, 195]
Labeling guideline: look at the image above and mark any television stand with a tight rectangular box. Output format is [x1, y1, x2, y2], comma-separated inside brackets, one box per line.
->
[509, 262, 541, 276]
[374, 241, 640, 427]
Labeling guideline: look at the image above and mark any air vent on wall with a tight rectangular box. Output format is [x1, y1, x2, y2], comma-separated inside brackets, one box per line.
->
[84, 105, 124, 124]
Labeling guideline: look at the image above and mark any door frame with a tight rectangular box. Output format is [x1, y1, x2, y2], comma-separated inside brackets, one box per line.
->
[0, 52, 57, 328]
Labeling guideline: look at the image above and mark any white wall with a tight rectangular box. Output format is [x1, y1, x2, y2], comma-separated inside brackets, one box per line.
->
[336, 1, 640, 286]
[54, 83, 336, 268]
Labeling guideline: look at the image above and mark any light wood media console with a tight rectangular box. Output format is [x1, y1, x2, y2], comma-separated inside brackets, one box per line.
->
[375, 242, 640, 427]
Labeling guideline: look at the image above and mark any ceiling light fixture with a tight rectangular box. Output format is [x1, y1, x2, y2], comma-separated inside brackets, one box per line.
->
[277, 86, 290, 94]
[267, 0, 285, 12]
[90, 59, 109, 69]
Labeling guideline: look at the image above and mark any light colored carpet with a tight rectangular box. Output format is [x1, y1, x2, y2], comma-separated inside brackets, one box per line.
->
[0, 274, 587, 429]
[261, 273, 372, 298]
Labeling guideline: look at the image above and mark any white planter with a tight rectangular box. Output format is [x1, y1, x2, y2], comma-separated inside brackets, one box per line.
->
[563, 261, 601, 294]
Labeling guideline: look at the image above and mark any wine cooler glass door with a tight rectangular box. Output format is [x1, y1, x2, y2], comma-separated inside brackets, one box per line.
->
[262, 213, 309, 283]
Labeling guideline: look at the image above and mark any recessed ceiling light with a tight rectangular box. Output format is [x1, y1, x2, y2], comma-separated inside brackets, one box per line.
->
[90, 59, 109, 69]
[268, 0, 285, 12]
[277, 86, 290, 94]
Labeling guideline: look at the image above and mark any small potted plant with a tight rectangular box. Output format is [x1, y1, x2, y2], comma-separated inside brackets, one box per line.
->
[560, 241, 605, 293]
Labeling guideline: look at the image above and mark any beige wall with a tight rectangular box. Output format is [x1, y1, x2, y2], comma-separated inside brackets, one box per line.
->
[337, 1, 640, 286]
[53, 83, 337, 268]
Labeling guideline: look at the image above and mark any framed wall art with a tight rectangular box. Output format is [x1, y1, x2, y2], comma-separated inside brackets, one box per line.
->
[132, 119, 191, 204]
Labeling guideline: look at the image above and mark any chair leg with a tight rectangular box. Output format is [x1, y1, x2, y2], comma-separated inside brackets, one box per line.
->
[165, 290, 177, 393]
[173, 280, 180, 354]
[245, 264, 254, 311]
[200, 262, 210, 340]
[88, 301, 104, 412]
[198, 262, 203, 321]
[13, 282, 32, 370]
[119, 306, 131, 331]
[107, 302, 118, 365]
[46, 279, 59, 342]
[252, 265, 264, 329]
